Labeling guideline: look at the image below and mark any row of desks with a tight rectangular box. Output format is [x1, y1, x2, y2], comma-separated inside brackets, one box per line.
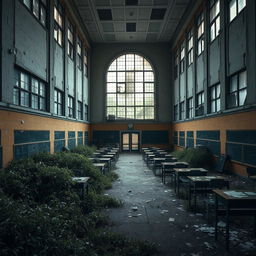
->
[142, 148, 256, 251]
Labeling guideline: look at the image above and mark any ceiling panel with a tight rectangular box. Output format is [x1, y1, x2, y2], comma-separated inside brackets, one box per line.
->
[73, 0, 191, 43]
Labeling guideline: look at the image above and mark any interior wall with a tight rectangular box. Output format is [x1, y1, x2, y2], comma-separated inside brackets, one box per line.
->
[90, 43, 172, 123]
[172, 110, 256, 176]
[0, 110, 89, 168]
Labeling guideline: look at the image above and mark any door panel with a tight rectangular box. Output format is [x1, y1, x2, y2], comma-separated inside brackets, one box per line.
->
[122, 133, 130, 151]
[121, 132, 140, 152]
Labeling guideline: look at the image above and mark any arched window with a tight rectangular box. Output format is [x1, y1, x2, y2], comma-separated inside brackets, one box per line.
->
[106, 53, 155, 120]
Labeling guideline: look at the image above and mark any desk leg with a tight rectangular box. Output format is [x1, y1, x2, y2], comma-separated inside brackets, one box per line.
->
[254, 213, 256, 236]
[174, 174, 177, 193]
[162, 166, 164, 183]
[215, 194, 218, 241]
[226, 204, 230, 251]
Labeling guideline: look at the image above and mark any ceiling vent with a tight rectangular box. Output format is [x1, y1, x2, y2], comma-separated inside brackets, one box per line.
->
[150, 8, 166, 20]
[126, 23, 136, 32]
[97, 9, 113, 20]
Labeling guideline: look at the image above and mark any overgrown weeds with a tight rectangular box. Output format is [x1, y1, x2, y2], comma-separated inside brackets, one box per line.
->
[172, 147, 215, 169]
[0, 145, 157, 255]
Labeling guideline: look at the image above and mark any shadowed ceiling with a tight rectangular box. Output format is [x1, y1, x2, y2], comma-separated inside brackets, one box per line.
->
[73, 0, 191, 43]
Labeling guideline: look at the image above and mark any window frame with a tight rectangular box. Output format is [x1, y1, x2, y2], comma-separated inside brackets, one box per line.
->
[21, 0, 47, 27]
[210, 83, 221, 113]
[210, 0, 220, 42]
[84, 104, 88, 121]
[180, 41, 185, 74]
[54, 88, 64, 116]
[84, 48, 88, 77]
[195, 91, 204, 116]
[174, 104, 179, 121]
[229, 0, 246, 23]
[77, 37, 83, 70]
[197, 12, 205, 56]
[187, 30, 194, 66]
[54, 0, 63, 47]
[68, 95, 75, 118]
[227, 70, 247, 109]
[77, 101, 83, 120]
[179, 101, 185, 120]
[187, 97, 193, 118]
[106, 53, 155, 121]
[67, 19, 74, 60]
[14, 69, 47, 111]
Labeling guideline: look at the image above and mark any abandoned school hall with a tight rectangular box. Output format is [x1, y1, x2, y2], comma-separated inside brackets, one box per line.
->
[0, 0, 256, 255]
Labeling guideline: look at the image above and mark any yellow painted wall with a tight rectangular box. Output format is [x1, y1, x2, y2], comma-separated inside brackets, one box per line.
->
[172, 110, 256, 176]
[0, 110, 89, 168]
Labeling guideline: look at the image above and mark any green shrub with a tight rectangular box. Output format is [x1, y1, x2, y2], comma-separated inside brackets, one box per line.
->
[71, 145, 96, 157]
[1, 159, 76, 203]
[32, 152, 111, 192]
[172, 147, 215, 169]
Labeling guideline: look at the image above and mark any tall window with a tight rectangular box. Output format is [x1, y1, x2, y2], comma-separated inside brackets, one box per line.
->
[106, 54, 155, 120]
[197, 12, 205, 56]
[14, 70, 46, 111]
[68, 96, 74, 118]
[180, 42, 185, 74]
[67, 20, 74, 59]
[22, 0, 47, 26]
[187, 97, 193, 118]
[187, 30, 193, 66]
[210, 84, 220, 113]
[210, 0, 220, 42]
[227, 70, 247, 108]
[84, 49, 88, 77]
[54, 89, 63, 115]
[54, 0, 63, 46]
[77, 37, 82, 70]
[196, 91, 204, 116]
[229, 0, 246, 22]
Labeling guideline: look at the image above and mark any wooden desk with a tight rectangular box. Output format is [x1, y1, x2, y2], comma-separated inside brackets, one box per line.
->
[93, 162, 106, 174]
[72, 177, 90, 199]
[214, 189, 256, 251]
[152, 157, 166, 175]
[161, 161, 179, 184]
[187, 176, 228, 210]
[173, 167, 206, 194]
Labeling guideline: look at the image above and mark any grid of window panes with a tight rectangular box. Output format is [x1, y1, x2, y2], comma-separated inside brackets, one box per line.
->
[229, 0, 246, 22]
[77, 37, 83, 70]
[84, 50, 88, 77]
[67, 20, 74, 59]
[54, 0, 63, 46]
[187, 30, 194, 66]
[180, 42, 185, 74]
[187, 97, 193, 118]
[210, 84, 220, 113]
[84, 104, 88, 121]
[179, 101, 185, 120]
[174, 104, 178, 121]
[68, 96, 74, 118]
[54, 89, 63, 115]
[210, 0, 220, 42]
[227, 70, 247, 108]
[22, 0, 47, 26]
[197, 12, 205, 56]
[196, 91, 204, 116]
[14, 70, 46, 111]
[77, 101, 83, 120]
[106, 54, 155, 120]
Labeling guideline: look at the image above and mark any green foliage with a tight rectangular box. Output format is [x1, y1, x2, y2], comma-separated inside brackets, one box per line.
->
[31, 152, 111, 192]
[172, 147, 215, 169]
[71, 145, 95, 157]
[0, 146, 156, 256]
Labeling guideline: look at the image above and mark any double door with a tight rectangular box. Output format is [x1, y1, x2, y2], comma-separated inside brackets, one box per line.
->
[121, 132, 140, 152]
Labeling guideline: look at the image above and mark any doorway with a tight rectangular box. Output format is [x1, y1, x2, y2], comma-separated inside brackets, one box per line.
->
[121, 132, 140, 152]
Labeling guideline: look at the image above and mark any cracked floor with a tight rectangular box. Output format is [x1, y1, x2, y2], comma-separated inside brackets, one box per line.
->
[104, 153, 256, 256]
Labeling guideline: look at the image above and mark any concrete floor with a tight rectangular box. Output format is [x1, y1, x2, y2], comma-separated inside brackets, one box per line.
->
[104, 153, 256, 256]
